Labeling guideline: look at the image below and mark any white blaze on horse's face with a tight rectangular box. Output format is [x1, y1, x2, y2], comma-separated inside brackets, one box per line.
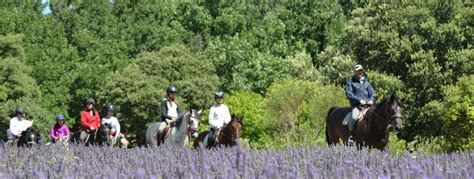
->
[188, 109, 201, 139]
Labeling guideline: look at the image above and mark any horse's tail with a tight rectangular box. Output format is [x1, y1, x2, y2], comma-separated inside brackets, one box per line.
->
[326, 107, 337, 145]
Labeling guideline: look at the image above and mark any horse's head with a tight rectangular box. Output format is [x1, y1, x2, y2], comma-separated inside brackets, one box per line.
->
[385, 93, 405, 133]
[187, 109, 202, 139]
[228, 115, 244, 139]
[23, 127, 40, 146]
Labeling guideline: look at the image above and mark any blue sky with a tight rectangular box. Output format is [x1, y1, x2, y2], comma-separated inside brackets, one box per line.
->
[42, 0, 84, 15]
[42, 0, 52, 14]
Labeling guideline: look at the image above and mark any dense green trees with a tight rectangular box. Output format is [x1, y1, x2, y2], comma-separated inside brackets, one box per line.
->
[0, 1, 471, 151]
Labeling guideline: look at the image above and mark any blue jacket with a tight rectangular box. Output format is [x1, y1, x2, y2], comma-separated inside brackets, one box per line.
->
[345, 75, 376, 107]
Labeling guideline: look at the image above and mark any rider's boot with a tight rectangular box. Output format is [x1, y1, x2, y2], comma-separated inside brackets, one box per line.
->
[208, 130, 215, 146]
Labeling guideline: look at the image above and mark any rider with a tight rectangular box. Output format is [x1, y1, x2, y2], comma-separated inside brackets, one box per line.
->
[208, 92, 231, 145]
[80, 98, 101, 145]
[101, 103, 121, 145]
[344, 64, 376, 144]
[7, 107, 33, 145]
[50, 114, 70, 143]
[160, 85, 181, 130]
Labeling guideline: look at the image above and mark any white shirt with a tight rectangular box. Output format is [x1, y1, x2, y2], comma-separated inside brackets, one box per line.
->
[166, 100, 179, 118]
[208, 104, 231, 129]
[9, 116, 33, 135]
[102, 116, 121, 142]
[101, 116, 121, 133]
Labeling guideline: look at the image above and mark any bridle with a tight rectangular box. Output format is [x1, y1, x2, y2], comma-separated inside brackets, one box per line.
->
[185, 111, 200, 137]
[364, 99, 404, 133]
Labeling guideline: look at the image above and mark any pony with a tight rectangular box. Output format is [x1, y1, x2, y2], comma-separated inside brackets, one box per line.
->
[326, 93, 405, 150]
[193, 115, 244, 149]
[96, 123, 131, 148]
[145, 109, 201, 147]
[17, 127, 41, 147]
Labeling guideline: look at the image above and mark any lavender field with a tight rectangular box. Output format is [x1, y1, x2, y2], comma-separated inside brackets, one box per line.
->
[0, 143, 472, 178]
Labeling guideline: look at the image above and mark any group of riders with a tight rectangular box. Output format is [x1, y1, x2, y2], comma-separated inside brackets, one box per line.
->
[5, 64, 374, 147]
[6, 85, 233, 147]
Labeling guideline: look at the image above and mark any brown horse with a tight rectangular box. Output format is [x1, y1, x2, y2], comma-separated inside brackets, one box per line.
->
[326, 94, 405, 150]
[193, 115, 243, 149]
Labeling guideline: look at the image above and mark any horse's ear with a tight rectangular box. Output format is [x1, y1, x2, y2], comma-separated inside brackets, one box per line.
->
[198, 109, 202, 115]
[390, 92, 396, 102]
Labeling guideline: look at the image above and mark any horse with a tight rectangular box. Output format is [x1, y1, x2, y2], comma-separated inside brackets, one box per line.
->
[326, 93, 405, 150]
[96, 123, 131, 148]
[17, 127, 41, 147]
[145, 109, 202, 148]
[193, 115, 244, 149]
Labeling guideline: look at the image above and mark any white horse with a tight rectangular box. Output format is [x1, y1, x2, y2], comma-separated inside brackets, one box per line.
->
[146, 109, 201, 147]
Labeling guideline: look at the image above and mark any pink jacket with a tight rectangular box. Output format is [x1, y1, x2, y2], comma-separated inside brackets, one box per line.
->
[50, 124, 70, 139]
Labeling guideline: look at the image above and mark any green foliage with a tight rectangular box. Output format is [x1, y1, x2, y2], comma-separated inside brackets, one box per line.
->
[206, 36, 292, 93]
[0, 34, 24, 59]
[0, 57, 41, 102]
[262, 80, 346, 148]
[316, 46, 354, 85]
[410, 136, 447, 154]
[365, 70, 405, 100]
[440, 75, 474, 151]
[415, 101, 445, 137]
[387, 133, 408, 155]
[287, 51, 320, 81]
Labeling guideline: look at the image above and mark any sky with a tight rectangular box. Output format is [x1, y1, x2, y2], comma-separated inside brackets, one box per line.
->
[41, 0, 86, 15]
[41, 0, 52, 14]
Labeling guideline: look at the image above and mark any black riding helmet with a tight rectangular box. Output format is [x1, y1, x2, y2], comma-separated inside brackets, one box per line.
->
[215, 92, 224, 99]
[15, 107, 25, 115]
[105, 103, 115, 111]
[166, 85, 178, 94]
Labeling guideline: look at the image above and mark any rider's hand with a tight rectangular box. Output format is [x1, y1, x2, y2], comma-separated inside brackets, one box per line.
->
[171, 117, 177, 123]
[367, 100, 374, 105]
[360, 99, 367, 105]
[90, 126, 96, 130]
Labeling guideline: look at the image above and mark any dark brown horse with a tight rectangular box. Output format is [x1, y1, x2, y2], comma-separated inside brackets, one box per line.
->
[193, 115, 243, 149]
[326, 94, 405, 150]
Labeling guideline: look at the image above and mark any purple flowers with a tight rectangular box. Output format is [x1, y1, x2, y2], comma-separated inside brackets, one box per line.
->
[0, 144, 472, 178]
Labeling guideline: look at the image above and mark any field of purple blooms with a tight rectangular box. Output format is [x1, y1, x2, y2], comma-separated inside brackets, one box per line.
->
[0, 142, 472, 178]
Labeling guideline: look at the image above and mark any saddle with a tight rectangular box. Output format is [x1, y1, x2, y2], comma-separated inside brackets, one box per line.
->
[343, 108, 370, 126]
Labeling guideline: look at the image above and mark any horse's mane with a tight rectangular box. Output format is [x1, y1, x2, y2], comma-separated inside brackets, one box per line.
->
[374, 95, 405, 113]
[175, 112, 187, 128]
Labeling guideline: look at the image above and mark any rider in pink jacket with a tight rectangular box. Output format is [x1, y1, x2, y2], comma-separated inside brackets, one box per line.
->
[50, 114, 70, 143]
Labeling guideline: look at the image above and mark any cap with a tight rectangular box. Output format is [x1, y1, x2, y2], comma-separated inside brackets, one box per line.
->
[354, 65, 364, 71]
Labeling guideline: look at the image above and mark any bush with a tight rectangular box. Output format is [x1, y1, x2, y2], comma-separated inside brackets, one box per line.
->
[261, 80, 347, 149]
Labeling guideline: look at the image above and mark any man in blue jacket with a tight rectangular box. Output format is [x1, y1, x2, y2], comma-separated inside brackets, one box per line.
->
[344, 64, 376, 144]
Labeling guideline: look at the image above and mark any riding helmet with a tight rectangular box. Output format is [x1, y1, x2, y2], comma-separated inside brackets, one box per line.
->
[15, 107, 25, 115]
[56, 114, 65, 121]
[105, 103, 115, 111]
[215, 92, 224, 99]
[86, 98, 96, 105]
[166, 85, 178, 94]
